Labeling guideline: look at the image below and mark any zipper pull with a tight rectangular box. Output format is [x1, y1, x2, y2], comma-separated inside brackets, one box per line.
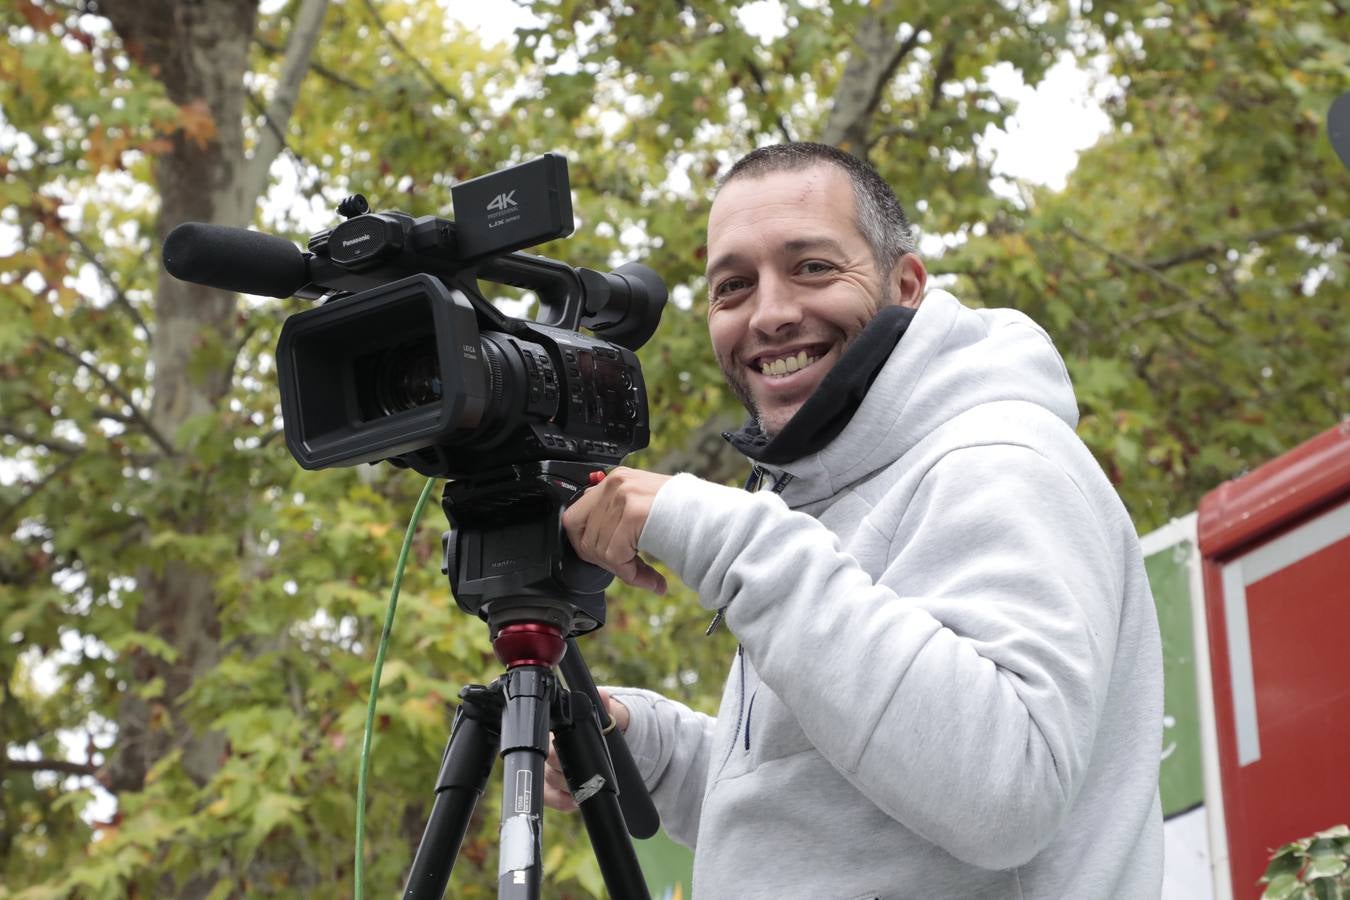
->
[705, 606, 728, 636]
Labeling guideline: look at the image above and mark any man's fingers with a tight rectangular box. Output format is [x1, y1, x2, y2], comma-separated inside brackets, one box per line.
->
[618, 557, 666, 594]
[543, 738, 578, 812]
[594, 688, 624, 734]
[563, 468, 669, 594]
[543, 776, 576, 812]
[597, 517, 665, 593]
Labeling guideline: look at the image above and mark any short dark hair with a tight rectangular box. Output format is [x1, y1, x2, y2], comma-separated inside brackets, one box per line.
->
[717, 143, 918, 275]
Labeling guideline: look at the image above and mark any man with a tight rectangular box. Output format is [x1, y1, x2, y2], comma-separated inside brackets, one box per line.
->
[553, 143, 1164, 899]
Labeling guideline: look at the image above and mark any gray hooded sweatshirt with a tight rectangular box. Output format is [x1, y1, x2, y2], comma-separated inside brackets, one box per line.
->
[612, 290, 1164, 899]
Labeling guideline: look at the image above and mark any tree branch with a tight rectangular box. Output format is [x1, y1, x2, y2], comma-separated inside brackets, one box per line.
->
[927, 37, 956, 112]
[821, 4, 927, 151]
[866, 123, 919, 151]
[8, 168, 149, 337]
[1144, 217, 1348, 270]
[0, 455, 79, 529]
[243, 0, 331, 204]
[36, 337, 175, 457]
[0, 421, 85, 456]
[61, 229, 151, 337]
[864, 123, 918, 155]
[745, 59, 794, 142]
[91, 405, 136, 426]
[1061, 226, 1222, 337]
[254, 37, 368, 93]
[228, 318, 263, 386]
[4, 757, 102, 779]
[361, 0, 465, 108]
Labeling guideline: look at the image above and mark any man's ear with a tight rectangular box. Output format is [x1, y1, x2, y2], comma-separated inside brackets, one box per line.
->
[892, 253, 927, 309]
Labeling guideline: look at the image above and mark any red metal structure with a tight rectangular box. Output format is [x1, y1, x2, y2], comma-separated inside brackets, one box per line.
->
[1198, 422, 1350, 898]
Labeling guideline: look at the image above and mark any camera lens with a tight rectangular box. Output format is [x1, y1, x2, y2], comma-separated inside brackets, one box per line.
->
[375, 339, 443, 415]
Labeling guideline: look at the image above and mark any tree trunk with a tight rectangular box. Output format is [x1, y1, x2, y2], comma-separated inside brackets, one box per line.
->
[100, 0, 258, 802]
[821, 1, 924, 155]
[88, 2, 326, 894]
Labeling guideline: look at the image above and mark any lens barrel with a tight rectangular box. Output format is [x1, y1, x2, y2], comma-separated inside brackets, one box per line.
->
[277, 272, 649, 479]
[276, 274, 487, 471]
[369, 337, 444, 416]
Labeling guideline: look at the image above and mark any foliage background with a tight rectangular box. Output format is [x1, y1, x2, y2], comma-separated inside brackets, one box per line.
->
[0, 0, 1345, 896]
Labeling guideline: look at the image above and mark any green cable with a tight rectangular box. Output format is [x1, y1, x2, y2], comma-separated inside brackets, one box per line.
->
[355, 475, 438, 899]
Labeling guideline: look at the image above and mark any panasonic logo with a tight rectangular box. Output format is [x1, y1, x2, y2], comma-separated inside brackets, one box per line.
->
[341, 233, 372, 248]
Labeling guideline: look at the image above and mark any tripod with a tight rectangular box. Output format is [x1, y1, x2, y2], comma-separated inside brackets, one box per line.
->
[402, 462, 659, 899]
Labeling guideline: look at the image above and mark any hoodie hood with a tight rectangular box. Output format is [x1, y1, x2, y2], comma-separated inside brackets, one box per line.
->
[751, 290, 1080, 505]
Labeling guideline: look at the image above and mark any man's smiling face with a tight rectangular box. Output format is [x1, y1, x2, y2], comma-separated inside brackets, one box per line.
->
[705, 163, 905, 437]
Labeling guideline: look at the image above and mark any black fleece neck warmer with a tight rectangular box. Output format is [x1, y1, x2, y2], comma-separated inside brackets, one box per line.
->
[722, 304, 916, 466]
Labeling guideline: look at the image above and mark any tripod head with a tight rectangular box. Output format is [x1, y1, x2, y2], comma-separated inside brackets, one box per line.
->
[439, 460, 612, 639]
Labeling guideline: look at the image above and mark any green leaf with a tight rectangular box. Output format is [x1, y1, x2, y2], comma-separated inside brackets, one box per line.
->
[104, 630, 180, 664]
[1305, 841, 1347, 879]
[1262, 873, 1306, 900]
[244, 792, 304, 854]
[1265, 846, 1307, 882]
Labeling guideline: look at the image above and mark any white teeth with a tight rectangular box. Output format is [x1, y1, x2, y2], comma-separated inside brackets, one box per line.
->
[759, 350, 818, 378]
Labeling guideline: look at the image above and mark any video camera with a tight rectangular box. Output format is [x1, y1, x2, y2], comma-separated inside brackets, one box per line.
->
[162, 154, 666, 480]
[164, 158, 668, 886]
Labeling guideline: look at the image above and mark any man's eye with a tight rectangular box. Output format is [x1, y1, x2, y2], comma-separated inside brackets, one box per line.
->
[799, 260, 834, 275]
[714, 277, 749, 297]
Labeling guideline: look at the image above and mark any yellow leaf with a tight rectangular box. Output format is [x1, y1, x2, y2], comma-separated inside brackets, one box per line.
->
[175, 99, 218, 150]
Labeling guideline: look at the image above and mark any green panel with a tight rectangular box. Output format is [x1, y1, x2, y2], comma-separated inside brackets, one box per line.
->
[1144, 538, 1206, 817]
[635, 828, 694, 899]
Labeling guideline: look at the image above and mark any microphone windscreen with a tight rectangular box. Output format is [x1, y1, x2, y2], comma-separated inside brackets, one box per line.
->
[1330, 91, 1350, 170]
[163, 222, 308, 299]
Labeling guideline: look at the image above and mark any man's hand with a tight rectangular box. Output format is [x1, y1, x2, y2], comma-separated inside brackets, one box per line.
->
[543, 689, 631, 812]
[561, 467, 670, 594]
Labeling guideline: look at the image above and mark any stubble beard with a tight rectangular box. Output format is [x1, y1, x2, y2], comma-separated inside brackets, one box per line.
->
[719, 285, 892, 440]
[717, 323, 844, 440]
[719, 359, 770, 436]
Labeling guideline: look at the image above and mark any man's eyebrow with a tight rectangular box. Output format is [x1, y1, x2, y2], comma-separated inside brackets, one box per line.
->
[705, 237, 849, 278]
[705, 250, 749, 279]
[782, 236, 848, 257]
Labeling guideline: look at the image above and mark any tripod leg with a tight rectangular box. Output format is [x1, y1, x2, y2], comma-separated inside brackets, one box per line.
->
[404, 685, 502, 899]
[552, 688, 652, 900]
[559, 638, 660, 839]
[497, 665, 554, 900]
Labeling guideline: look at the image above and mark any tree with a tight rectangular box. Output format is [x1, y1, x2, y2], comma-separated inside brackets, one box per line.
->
[943, 0, 1348, 529]
[2, 0, 1343, 896]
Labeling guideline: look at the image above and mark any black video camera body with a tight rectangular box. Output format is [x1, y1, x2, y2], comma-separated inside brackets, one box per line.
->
[163, 154, 666, 480]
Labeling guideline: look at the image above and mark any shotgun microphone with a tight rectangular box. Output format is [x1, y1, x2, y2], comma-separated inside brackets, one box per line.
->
[163, 222, 309, 299]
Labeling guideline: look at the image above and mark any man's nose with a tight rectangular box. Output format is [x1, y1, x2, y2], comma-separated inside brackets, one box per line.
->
[747, 273, 802, 336]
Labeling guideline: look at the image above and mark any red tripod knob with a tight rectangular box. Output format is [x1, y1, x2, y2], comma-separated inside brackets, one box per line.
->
[493, 622, 567, 669]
